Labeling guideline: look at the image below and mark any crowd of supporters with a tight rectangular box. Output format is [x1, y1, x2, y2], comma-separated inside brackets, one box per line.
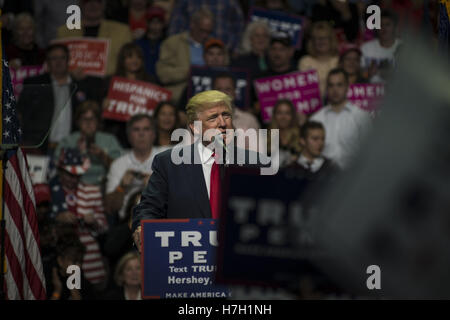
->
[1, 0, 441, 299]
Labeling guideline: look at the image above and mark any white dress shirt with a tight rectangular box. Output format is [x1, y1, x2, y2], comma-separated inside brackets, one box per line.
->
[310, 102, 371, 168]
[297, 154, 325, 173]
[49, 75, 72, 143]
[198, 142, 215, 200]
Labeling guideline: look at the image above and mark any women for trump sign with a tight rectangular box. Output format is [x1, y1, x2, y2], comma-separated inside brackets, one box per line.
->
[254, 70, 322, 122]
[103, 76, 171, 122]
[347, 83, 385, 112]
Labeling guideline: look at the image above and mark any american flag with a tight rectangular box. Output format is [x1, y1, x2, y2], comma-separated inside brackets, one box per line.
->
[1, 49, 46, 299]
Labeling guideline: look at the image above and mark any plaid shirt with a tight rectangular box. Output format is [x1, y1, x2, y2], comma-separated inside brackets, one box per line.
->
[168, 0, 245, 53]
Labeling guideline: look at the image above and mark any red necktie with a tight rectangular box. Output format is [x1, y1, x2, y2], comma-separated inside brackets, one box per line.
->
[209, 152, 221, 219]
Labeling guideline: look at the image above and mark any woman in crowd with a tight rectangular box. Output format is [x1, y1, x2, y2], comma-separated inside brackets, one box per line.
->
[55, 100, 123, 187]
[111, 0, 150, 40]
[104, 251, 142, 300]
[153, 101, 179, 147]
[298, 21, 339, 99]
[6, 12, 45, 69]
[136, 6, 167, 82]
[232, 20, 271, 77]
[339, 47, 367, 85]
[267, 99, 302, 168]
[102, 42, 155, 148]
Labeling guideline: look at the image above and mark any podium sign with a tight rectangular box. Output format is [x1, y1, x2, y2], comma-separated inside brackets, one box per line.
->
[141, 219, 230, 299]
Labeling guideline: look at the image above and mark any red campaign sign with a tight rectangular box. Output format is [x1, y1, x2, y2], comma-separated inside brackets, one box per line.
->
[347, 83, 385, 112]
[103, 76, 172, 122]
[9, 65, 45, 99]
[254, 70, 322, 123]
[54, 38, 109, 76]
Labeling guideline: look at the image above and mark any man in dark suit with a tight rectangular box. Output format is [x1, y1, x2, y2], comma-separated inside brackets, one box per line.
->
[132, 90, 271, 250]
[17, 43, 103, 153]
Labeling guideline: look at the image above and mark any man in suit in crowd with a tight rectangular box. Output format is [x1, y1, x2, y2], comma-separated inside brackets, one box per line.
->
[132, 90, 270, 250]
[17, 43, 103, 153]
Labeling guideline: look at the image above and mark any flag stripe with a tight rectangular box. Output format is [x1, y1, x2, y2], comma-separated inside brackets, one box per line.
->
[4, 256, 21, 300]
[4, 206, 31, 299]
[7, 155, 44, 281]
[4, 179, 43, 299]
[2, 45, 46, 299]
[4, 229, 24, 300]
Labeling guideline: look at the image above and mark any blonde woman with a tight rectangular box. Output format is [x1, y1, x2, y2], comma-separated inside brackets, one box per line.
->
[105, 251, 141, 300]
[298, 21, 339, 99]
[233, 20, 271, 75]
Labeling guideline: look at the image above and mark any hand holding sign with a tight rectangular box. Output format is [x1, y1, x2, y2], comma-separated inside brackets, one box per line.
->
[133, 226, 142, 253]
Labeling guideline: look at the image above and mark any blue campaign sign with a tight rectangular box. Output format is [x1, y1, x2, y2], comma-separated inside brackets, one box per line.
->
[216, 166, 333, 287]
[188, 66, 250, 109]
[141, 219, 231, 299]
[249, 7, 304, 49]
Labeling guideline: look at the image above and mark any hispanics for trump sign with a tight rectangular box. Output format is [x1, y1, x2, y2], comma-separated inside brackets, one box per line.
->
[141, 219, 230, 299]
[103, 76, 171, 122]
[249, 7, 303, 49]
[347, 83, 385, 112]
[254, 70, 322, 122]
[54, 38, 109, 76]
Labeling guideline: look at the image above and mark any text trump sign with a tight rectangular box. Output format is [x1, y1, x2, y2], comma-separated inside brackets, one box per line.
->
[141, 219, 230, 299]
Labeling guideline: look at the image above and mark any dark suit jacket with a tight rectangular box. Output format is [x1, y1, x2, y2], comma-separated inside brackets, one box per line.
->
[17, 73, 103, 152]
[132, 142, 269, 232]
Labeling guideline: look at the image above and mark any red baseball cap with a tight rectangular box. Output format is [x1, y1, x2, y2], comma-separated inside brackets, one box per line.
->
[34, 184, 51, 205]
[147, 6, 166, 22]
[204, 38, 225, 51]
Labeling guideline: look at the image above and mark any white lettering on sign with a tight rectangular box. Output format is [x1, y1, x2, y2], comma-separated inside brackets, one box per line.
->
[255, 73, 319, 94]
[112, 81, 169, 101]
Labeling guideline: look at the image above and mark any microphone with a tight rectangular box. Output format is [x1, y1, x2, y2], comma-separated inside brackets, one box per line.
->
[213, 133, 230, 167]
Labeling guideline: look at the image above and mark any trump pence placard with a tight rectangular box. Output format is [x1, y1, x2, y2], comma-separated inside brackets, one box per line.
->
[254, 70, 322, 122]
[103, 76, 171, 122]
[249, 7, 304, 49]
[141, 219, 230, 299]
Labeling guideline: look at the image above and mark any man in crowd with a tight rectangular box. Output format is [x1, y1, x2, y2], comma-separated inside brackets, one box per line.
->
[294, 121, 338, 181]
[360, 9, 401, 83]
[104, 114, 166, 216]
[258, 33, 296, 78]
[167, 0, 244, 54]
[310, 68, 371, 169]
[203, 38, 228, 68]
[17, 44, 102, 153]
[156, 8, 214, 104]
[252, 33, 297, 112]
[57, 0, 132, 75]
[213, 72, 260, 133]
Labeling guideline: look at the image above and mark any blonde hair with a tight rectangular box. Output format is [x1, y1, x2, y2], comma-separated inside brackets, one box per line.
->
[307, 21, 339, 58]
[239, 20, 271, 55]
[185, 90, 233, 124]
[114, 251, 140, 287]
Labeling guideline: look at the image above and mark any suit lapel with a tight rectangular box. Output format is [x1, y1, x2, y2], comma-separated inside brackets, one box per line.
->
[186, 143, 211, 218]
